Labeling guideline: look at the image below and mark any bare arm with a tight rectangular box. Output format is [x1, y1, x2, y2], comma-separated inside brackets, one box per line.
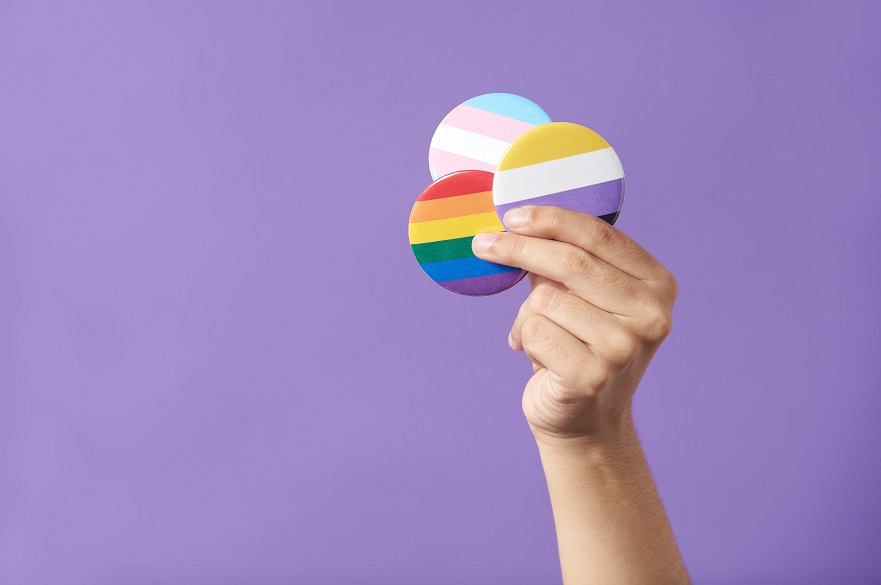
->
[537, 418, 688, 584]
[472, 206, 689, 585]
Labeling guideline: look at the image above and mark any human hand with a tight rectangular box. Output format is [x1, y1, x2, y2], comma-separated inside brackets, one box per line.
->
[471, 206, 679, 446]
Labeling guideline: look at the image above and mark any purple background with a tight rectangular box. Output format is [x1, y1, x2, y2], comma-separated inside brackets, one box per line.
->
[1, 1, 879, 583]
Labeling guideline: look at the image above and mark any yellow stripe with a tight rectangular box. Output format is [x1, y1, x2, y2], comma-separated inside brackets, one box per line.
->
[408, 211, 505, 245]
[497, 122, 611, 171]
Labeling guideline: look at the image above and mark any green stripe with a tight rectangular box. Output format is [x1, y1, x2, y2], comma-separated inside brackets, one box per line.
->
[411, 236, 475, 264]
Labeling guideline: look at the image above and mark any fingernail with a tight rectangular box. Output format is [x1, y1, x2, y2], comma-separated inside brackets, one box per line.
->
[471, 232, 499, 255]
[507, 331, 514, 348]
[503, 207, 530, 229]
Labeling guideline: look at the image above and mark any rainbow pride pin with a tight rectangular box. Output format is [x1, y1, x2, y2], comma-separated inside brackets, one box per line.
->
[428, 93, 552, 181]
[408, 170, 526, 296]
[493, 122, 625, 226]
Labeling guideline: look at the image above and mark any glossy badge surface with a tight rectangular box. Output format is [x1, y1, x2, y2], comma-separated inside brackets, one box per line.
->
[493, 122, 625, 226]
[409, 170, 526, 296]
[428, 93, 552, 180]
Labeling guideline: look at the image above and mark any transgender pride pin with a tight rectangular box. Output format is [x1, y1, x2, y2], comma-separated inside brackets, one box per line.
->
[428, 93, 552, 180]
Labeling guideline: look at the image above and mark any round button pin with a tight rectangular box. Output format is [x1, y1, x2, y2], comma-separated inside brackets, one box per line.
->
[493, 122, 625, 226]
[409, 170, 526, 296]
[428, 93, 552, 181]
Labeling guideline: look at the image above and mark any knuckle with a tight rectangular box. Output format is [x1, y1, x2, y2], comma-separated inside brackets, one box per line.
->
[606, 330, 639, 367]
[666, 270, 680, 302]
[520, 314, 548, 343]
[532, 205, 559, 228]
[561, 248, 593, 279]
[528, 283, 560, 313]
[547, 206, 568, 232]
[528, 205, 547, 226]
[649, 267, 679, 303]
[589, 218, 618, 249]
[640, 300, 674, 342]
[508, 234, 528, 259]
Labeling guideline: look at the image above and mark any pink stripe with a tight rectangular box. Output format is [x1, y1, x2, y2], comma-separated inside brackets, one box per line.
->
[429, 148, 497, 178]
[441, 105, 536, 143]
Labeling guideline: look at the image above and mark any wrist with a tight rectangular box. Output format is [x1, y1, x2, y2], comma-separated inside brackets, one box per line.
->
[531, 404, 636, 450]
[533, 415, 651, 502]
[531, 408, 641, 466]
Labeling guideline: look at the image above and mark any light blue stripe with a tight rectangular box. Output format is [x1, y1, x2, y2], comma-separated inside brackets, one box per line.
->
[462, 93, 552, 126]
[420, 255, 519, 282]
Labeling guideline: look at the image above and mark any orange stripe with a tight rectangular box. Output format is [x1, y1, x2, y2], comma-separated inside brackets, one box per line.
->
[410, 190, 494, 223]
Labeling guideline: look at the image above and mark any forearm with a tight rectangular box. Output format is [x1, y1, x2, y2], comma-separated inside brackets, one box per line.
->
[536, 412, 689, 585]
[470, 206, 686, 581]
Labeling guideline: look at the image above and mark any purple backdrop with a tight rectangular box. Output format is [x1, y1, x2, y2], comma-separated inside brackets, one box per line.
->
[1, 2, 879, 583]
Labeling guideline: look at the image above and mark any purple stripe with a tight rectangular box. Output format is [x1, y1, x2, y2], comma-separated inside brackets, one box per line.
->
[439, 270, 527, 296]
[495, 179, 625, 224]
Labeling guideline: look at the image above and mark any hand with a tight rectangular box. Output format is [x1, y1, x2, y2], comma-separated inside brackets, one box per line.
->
[471, 206, 679, 445]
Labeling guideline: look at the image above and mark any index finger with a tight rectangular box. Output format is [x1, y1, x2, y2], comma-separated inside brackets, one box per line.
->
[471, 230, 644, 315]
[501, 205, 667, 281]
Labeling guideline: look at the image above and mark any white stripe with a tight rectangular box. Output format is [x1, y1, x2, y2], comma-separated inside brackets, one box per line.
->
[493, 148, 624, 205]
[429, 125, 511, 166]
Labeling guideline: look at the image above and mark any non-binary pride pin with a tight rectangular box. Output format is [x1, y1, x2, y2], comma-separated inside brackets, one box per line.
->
[428, 93, 552, 180]
[408, 170, 526, 296]
[493, 122, 625, 226]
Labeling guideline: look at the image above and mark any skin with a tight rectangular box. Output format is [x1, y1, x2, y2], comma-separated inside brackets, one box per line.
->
[471, 206, 690, 585]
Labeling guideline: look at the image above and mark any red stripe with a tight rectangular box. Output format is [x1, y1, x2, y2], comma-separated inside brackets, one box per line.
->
[418, 170, 494, 201]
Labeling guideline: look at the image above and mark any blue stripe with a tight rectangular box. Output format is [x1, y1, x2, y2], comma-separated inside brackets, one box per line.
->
[420, 255, 520, 282]
[463, 93, 552, 126]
